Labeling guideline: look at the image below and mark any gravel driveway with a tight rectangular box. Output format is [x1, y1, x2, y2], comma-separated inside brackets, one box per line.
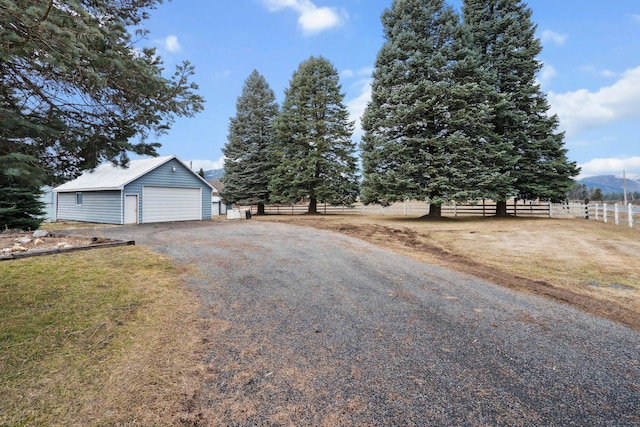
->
[85, 220, 640, 426]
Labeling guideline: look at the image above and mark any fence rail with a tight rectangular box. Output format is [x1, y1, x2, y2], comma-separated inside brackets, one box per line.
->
[257, 200, 552, 217]
[591, 202, 640, 228]
[248, 201, 639, 228]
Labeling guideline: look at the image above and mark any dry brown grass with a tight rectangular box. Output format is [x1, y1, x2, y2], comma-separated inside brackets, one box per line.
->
[0, 246, 206, 426]
[256, 214, 640, 330]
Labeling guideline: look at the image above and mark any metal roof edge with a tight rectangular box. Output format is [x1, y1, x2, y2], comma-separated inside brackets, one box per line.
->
[176, 158, 216, 191]
[54, 187, 124, 192]
[118, 155, 177, 188]
[51, 155, 217, 192]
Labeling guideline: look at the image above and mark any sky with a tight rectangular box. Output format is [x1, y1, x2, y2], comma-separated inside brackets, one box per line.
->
[138, 0, 640, 179]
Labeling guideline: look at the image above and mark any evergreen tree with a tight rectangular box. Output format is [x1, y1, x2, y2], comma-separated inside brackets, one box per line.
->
[198, 168, 205, 178]
[270, 56, 358, 214]
[566, 182, 588, 201]
[2, 0, 204, 228]
[0, 153, 45, 231]
[1, 0, 205, 183]
[590, 188, 603, 201]
[221, 70, 279, 215]
[462, 0, 579, 215]
[361, 0, 509, 218]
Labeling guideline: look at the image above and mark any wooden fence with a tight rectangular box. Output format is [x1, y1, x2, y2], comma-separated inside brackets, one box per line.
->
[258, 200, 552, 217]
[249, 201, 639, 228]
[549, 202, 590, 219]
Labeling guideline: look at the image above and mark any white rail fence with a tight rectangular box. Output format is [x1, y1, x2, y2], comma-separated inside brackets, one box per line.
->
[250, 201, 639, 228]
[591, 203, 640, 228]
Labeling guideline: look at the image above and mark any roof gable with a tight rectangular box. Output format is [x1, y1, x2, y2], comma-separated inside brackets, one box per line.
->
[54, 156, 214, 192]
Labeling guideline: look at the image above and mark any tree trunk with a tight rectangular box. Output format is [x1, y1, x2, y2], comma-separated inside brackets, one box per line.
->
[495, 200, 509, 217]
[426, 203, 442, 218]
[308, 197, 318, 214]
[257, 202, 265, 215]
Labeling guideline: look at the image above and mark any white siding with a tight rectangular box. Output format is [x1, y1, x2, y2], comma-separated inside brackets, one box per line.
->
[39, 187, 56, 222]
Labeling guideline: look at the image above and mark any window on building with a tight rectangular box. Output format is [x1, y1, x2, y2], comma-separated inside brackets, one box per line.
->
[76, 192, 83, 205]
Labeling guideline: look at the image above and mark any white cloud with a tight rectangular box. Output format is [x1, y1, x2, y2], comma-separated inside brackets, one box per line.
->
[541, 29, 567, 45]
[345, 73, 373, 140]
[579, 65, 618, 79]
[163, 35, 181, 53]
[632, 14, 640, 23]
[261, 0, 345, 35]
[187, 157, 226, 172]
[578, 157, 640, 178]
[341, 69, 355, 79]
[548, 66, 640, 136]
[214, 69, 231, 80]
[538, 63, 557, 86]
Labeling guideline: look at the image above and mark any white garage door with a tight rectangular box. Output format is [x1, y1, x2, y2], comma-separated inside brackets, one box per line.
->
[142, 186, 201, 223]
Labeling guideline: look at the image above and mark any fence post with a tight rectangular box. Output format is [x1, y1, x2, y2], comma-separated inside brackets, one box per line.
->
[629, 203, 634, 228]
[595, 204, 599, 221]
[603, 203, 608, 223]
[585, 200, 590, 220]
[615, 203, 619, 225]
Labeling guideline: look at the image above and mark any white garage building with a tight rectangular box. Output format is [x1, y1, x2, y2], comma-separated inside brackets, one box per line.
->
[54, 155, 216, 224]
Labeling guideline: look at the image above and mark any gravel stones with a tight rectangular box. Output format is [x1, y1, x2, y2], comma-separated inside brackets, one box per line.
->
[79, 221, 640, 425]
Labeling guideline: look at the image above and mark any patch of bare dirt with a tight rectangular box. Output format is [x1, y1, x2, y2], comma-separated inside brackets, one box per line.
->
[258, 215, 640, 332]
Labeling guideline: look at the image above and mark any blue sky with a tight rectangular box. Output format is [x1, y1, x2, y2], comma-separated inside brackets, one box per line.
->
[140, 0, 640, 179]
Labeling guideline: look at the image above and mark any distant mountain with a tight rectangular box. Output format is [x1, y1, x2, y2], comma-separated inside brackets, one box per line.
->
[578, 175, 640, 194]
[204, 168, 224, 180]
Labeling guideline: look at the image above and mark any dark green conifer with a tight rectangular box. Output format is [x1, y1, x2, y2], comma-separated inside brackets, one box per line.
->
[0, 153, 45, 231]
[362, 0, 509, 217]
[222, 70, 279, 215]
[1, 0, 204, 227]
[462, 0, 579, 214]
[1, 0, 205, 181]
[270, 56, 359, 214]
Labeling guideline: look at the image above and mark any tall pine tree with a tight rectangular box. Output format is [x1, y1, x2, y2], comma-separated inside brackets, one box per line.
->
[2, 0, 204, 228]
[0, 104, 64, 230]
[222, 70, 279, 215]
[270, 56, 359, 214]
[0, 153, 45, 231]
[462, 0, 579, 215]
[1, 0, 204, 181]
[361, 0, 510, 218]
